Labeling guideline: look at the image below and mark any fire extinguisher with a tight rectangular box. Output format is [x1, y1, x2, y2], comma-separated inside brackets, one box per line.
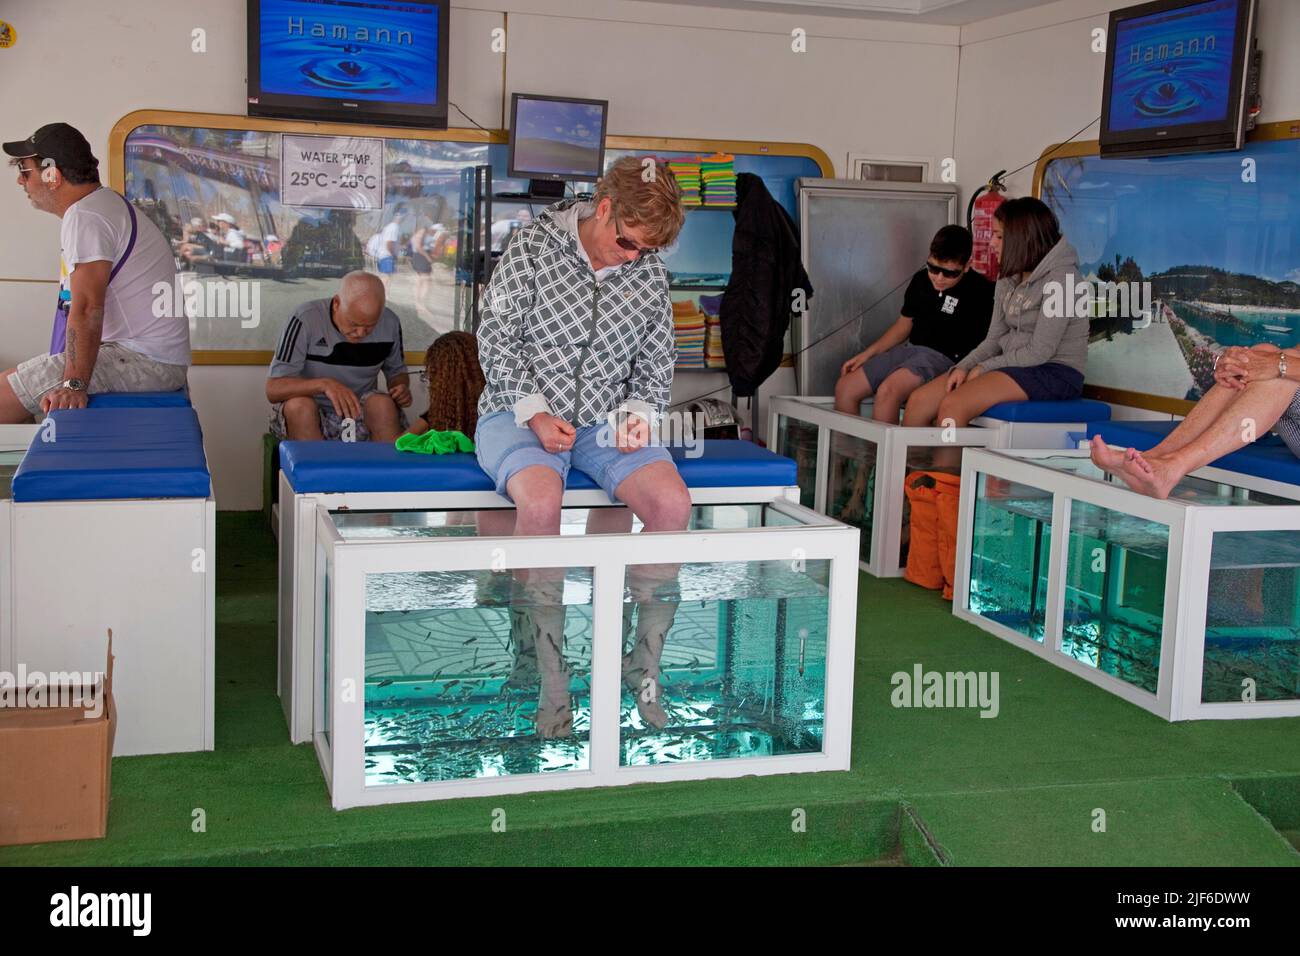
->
[966, 171, 1007, 281]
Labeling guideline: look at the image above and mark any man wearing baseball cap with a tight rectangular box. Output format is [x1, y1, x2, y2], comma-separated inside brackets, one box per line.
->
[1, 122, 190, 422]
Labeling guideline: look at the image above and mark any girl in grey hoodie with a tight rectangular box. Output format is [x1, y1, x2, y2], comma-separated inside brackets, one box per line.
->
[902, 198, 1087, 427]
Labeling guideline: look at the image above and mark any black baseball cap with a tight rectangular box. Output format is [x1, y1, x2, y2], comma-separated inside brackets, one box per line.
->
[3, 123, 98, 172]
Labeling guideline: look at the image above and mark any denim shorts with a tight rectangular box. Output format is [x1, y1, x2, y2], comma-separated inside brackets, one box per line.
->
[999, 362, 1084, 402]
[474, 410, 673, 501]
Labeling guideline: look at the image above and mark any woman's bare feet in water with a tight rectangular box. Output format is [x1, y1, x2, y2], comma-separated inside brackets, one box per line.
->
[1115, 449, 1179, 499]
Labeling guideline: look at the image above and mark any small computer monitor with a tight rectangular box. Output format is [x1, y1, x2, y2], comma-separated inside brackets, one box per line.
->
[507, 94, 609, 184]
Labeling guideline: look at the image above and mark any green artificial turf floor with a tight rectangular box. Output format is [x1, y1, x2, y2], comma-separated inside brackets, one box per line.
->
[2, 512, 1298, 866]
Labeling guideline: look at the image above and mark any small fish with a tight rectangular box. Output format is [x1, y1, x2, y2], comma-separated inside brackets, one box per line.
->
[463, 638, 475, 645]
[376, 678, 394, 687]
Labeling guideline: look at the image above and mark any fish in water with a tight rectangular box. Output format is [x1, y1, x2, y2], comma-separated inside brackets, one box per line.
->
[376, 678, 394, 687]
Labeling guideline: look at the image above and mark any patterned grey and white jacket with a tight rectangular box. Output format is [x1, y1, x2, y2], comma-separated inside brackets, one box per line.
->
[476, 199, 676, 429]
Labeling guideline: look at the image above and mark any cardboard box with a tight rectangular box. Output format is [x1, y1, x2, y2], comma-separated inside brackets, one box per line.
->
[0, 633, 115, 846]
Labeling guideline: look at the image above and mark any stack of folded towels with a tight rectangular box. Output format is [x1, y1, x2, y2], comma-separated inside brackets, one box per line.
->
[699, 294, 726, 369]
[672, 299, 707, 368]
[668, 158, 701, 206]
[700, 153, 737, 207]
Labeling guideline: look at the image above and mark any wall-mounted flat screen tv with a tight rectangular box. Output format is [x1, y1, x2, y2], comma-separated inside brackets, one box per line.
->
[247, 0, 449, 128]
[1100, 0, 1256, 158]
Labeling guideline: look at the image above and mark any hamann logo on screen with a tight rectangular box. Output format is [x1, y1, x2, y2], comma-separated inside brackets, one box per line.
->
[286, 17, 413, 45]
[1128, 31, 1216, 65]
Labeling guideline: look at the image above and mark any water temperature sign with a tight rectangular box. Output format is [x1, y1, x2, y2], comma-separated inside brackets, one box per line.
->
[281, 134, 385, 210]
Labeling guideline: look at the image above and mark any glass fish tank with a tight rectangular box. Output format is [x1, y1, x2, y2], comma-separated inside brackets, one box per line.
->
[313, 499, 858, 808]
[768, 396, 995, 577]
[826, 433, 877, 567]
[1062, 500, 1168, 694]
[1203, 531, 1300, 704]
[968, 473, 1053, 642]
[957, 448, 1300, 721]
[775, 414, 819, 510]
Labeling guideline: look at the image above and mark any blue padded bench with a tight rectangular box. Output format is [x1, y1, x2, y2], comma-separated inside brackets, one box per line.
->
[279, 438, 798, 495]
[1087, 420, 1300, 488]
[12, 407, 211, 502]
[982, 399, 1112, 423]
[973, 399, 1112, 450]
[87, 390, 191, 408]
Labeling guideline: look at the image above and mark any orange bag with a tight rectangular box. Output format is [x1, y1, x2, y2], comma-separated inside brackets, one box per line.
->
[903, 473, 943, 590]
[933, 473, 962, 600]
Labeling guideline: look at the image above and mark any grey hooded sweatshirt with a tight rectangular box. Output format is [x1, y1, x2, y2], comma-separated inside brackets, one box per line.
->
[955, 238, 1087, 375]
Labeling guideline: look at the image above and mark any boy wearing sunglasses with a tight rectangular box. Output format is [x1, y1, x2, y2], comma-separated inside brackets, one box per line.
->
[835, 225, 993, 424]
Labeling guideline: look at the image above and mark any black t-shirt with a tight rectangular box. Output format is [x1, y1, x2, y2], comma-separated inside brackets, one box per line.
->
[900, 268, 995, 364]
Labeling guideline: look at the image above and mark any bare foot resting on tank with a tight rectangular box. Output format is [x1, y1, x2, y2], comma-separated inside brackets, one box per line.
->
[1115, 449, 1180, 499]
[1088, 435, 1129, 477]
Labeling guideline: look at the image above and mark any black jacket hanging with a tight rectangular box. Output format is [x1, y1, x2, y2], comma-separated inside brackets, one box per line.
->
[718, 173, 814, 397]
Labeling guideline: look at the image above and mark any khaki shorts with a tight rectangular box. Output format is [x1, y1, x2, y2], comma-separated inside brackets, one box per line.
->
[7, 343, 189, 415]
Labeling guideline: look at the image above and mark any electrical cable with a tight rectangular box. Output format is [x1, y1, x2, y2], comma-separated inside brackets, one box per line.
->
[450, 102, 493, 133]
[1000, 115, 1100, 181]
[668, 273, 912, 411]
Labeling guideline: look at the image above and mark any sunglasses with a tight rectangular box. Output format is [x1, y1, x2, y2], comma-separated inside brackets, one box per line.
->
[613, 214, 659, 256]
[926, 261, 963, 279]
[14, 163, 38, 180]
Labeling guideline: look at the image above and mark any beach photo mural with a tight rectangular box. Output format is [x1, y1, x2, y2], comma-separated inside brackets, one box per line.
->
[1042, 135, 1300, 403]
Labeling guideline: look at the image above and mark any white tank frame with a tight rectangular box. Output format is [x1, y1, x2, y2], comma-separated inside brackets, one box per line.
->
[768, 395, 997, 577]
[311, 495, 859, 809]
[953, 446, 1300, 722]
[278, 475, 809, 745]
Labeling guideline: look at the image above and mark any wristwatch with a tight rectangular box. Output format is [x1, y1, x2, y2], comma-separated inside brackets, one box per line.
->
[59, 378, 87, 391]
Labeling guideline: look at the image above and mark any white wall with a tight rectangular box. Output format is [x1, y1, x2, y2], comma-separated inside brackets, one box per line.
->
[0, 0, 961, 509]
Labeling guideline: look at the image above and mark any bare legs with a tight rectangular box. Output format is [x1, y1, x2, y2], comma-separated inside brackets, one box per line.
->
[608, 461, 693, 730]
[0, 368, 35, 424]
[902, 371, 1028, 428]
[836, 368, 923, 522]
[1090, 376, 1300, 498]
[280, 392, 403, 442]
[833, 366, 873, 416]
[833, 366, 923, 425]
[504, 467, 571, 736]
[501, 460, 692, 736]
[362, 392, 403, 442]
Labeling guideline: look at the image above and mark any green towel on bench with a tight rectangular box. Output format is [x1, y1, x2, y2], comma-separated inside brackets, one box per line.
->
[395, 429, 475, 455]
